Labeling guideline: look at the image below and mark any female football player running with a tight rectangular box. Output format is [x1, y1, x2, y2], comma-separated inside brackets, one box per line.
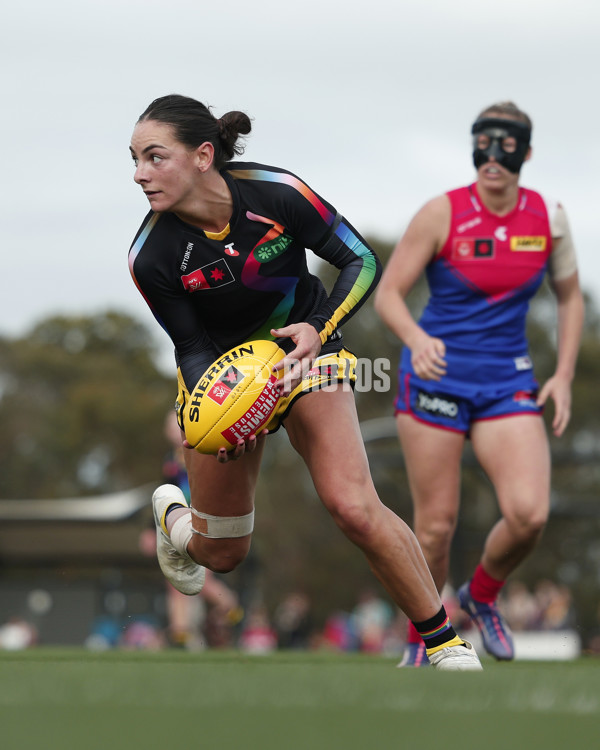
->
[375, 101, 584, 667]
[128, 94, 482, 670]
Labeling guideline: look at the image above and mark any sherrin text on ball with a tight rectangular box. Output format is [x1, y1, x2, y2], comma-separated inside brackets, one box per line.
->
[183, 340, 285, 454]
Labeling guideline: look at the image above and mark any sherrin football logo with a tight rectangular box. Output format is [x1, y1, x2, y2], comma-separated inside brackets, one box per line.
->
[187, 345, 257, 423]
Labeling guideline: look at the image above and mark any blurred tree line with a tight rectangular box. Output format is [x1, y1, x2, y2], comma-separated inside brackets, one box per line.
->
[0, 312, 174, 498]
[0, 239, 599, 643]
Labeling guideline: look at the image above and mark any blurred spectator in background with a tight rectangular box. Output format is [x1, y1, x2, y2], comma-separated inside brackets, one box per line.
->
[381, 610, 408, 657]
[120, 618, 166, 650]
[496, 578, 576, 633]
[351, 588, 393, 653]
[273, 591, 313, 650]
[533, 579, 576, 631]
[0, 618, 37, 651]
[239, 604, 277, 654]
[319, 610, 359, 652]
[499, 580, 541, 632]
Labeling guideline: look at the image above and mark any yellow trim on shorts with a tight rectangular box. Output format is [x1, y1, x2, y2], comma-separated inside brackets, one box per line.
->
[266, 348, 357, 432]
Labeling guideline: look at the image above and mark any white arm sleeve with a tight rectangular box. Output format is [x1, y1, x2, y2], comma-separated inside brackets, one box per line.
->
[546, 201, 578, 282]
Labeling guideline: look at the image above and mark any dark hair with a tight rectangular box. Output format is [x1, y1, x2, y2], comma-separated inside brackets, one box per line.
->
[476, 101, 533, 132]
[137, 94, 252, 169]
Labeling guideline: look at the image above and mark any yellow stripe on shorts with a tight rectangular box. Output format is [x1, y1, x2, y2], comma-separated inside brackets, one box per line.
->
[266, 348, 357, 430]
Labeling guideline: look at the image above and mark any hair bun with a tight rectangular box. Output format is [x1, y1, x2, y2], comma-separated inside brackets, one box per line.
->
[218, 111, 252, 159]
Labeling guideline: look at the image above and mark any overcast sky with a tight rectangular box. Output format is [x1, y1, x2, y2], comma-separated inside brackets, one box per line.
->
[3, 0, 598, 369]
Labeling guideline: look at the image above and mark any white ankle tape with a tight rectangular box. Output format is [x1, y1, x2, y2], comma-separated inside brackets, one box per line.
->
[170, 513, 194, 555]
[190, 507, 255, 538]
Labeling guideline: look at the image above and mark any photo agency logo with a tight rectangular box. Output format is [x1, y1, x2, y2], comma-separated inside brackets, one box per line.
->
[354, 358, 391, 392]
[217, 358, 393, 393]
[240, 357, 393, 392]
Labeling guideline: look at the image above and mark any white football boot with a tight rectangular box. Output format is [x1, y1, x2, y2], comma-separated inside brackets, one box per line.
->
[152, 484, 206, 596]
[428, 640, 483, 671]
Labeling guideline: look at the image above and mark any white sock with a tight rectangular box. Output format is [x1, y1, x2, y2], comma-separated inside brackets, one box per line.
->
[169, 512, 194, 556]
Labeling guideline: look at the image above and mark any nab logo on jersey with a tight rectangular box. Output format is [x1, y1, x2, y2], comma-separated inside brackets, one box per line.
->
[452, 238, 495, 260]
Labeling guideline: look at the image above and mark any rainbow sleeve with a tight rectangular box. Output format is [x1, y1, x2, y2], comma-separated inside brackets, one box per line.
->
[313, 220, 380, 343]
[232, 167, 381, 340]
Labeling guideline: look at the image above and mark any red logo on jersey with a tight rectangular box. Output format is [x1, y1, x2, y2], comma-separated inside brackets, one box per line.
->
[453, 239, 475, 259]
[474, 239, 494, 257]
[181, 260, 235, 292]
[452, 238, 494, 260]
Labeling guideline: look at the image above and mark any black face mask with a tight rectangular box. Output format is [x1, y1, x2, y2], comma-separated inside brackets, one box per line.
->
[471, 117, 531, 174]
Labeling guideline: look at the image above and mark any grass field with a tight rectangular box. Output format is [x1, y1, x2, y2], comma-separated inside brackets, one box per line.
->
[1, 649, 599, 750]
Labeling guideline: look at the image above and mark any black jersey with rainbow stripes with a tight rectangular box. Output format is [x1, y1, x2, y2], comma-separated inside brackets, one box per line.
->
[129, 161, 381, 391]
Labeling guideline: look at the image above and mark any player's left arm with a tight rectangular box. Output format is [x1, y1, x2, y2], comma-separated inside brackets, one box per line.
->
[273, 221, 381, 393]
[270, 172, 381, 393]
[537, 211, 585, 436]
[306, 215, 382, 342]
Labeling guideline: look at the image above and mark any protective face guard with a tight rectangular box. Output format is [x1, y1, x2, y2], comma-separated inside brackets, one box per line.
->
[471, 117, 531, 174]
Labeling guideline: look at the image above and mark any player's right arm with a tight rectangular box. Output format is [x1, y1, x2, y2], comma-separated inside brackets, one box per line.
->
[374, 195, 450, 381]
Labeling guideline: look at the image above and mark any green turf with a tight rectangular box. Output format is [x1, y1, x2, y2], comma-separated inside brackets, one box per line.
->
[1, 649, 598, 750]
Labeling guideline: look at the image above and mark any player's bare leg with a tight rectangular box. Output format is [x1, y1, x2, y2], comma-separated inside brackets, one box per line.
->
[471, 415, 550, 579]
[284, 386, 481, 669]
[393, 415, 466, 665]
[455, 415, 550, 660]
[396, 414, 465, 590]
[286, 387, 449, 621]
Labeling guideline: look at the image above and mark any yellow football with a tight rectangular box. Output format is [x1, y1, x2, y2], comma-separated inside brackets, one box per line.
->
[183, 340, 286, 454]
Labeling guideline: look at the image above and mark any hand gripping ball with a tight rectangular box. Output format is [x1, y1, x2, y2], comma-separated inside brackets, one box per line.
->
[183, 340, 286, 454]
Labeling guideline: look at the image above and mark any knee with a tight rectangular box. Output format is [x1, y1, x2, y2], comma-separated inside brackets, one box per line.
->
[188, 536, 251, 574]
[414, 512, 457, 558]
[506, 507, 548, 542]
[326, 494, 379, 546]
[321, 493, 371, 543]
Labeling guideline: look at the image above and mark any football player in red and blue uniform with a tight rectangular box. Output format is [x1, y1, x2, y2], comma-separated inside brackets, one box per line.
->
[375, 101, 584, 667]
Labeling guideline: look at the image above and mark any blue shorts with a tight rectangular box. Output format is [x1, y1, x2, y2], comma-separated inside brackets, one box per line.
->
[395, 352, 542, 434]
